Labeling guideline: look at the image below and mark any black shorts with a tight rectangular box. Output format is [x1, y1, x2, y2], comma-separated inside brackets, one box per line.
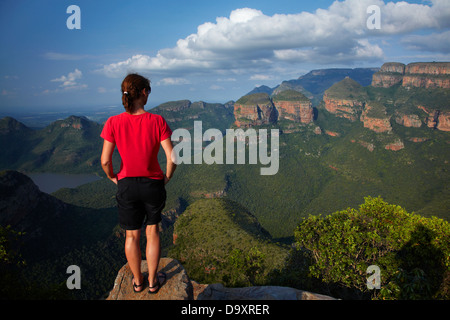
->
[116, 177, 166, 230]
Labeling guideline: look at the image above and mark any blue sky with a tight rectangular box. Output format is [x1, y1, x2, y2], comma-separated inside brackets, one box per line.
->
[0, 0, 449, 113]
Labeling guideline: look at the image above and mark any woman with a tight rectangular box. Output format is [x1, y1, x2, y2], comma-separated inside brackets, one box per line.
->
[100, 73, 176, 294]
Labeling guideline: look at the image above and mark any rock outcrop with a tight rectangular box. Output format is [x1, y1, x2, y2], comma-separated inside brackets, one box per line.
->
[394, 113, 422, 128]
[107, 258, 194, 300]
[385, 139, 405, 151]
[372, 62, 450, 89]
[360, 102, 392, 133]
[233, 91, 314, 128]
[106, 258, 337, 300]
[195, 283, 336, 300]
[322, 77, 366, 121]
[323, 63, 450, 134]
[272, 90, 314, 124]
[233, 93, 277, 128]
[323, 97, 364, 121]
[418, 106, 450, 131]
[371, 62, 405, 88]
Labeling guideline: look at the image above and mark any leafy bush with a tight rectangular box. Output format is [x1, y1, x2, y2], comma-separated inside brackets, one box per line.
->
[292, 196, 449, 299]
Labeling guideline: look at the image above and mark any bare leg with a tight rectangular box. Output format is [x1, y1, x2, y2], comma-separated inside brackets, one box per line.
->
[145, 224, 161, 288]
[125, 229, 143, 290]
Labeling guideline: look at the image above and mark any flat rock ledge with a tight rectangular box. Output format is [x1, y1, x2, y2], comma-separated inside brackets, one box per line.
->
[106, 258, 336, 300]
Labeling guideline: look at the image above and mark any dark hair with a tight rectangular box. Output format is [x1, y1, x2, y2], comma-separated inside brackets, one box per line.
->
[121, 73, 151, 113]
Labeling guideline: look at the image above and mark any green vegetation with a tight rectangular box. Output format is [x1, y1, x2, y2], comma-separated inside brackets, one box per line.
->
[169, 198, 288, 287]
[272, 90, 310, 102]
[235, 93, 272, 105]
[285, 197, 449, 300]
[324, 77, 368, 100]
[364, 101, 388, 119]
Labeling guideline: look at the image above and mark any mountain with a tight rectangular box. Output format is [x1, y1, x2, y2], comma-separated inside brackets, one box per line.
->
[151, 99, 235, 134]
[0, 170, 124, 299]
[0, 115, 104, 174]
[0, 117, 35, 170]
[0, 170, 67, 238]
[0, 100, 235, 174]
[247, 67, 379, 105]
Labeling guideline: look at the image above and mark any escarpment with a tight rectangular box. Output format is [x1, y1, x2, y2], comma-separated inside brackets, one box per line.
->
[372, 62, 450, 89]
[323, 62, 450, 133]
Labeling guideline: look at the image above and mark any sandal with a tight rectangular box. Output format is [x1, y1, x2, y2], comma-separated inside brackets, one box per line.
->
[132, 277, 145, 293]
[148, 272, 166, 294]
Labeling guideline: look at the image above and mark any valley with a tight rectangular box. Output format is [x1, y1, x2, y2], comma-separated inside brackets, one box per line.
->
[0, 62, 449, 300]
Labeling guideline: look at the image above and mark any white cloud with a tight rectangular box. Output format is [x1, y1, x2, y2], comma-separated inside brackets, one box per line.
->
[48, 69, 87, 92]
[97, 0, 450, 78]
[209, 84, 224, 90]
[157, 77, 190, 86]
[43, 52, 91, 61]
[250, 74, 272, 81]
[401, 30, 450, 53]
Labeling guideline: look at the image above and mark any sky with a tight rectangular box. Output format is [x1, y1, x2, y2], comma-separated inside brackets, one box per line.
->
[0, 0, 449, 113]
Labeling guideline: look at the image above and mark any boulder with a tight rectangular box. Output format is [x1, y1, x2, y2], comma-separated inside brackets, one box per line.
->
[106, 258, 193, 300]
[194, 283, 336, 300]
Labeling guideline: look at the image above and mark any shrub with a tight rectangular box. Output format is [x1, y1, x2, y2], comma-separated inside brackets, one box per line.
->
[293, 196, 449, 299]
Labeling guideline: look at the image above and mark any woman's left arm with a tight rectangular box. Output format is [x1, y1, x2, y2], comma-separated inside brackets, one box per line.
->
[101, 139, 118, 184]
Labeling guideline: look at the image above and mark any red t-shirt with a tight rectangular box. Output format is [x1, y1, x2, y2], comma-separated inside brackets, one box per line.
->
[100, 112, 172, 180]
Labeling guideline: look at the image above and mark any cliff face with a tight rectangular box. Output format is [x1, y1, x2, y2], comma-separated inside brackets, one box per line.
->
[274, 100, 311, 123]
[394, 113, 422, 128]
[418, 106, 450, 131]
[323, 96, 363, 121]
[233, 91, 313, 127]
[371, 62, 405, 88]
[272, 90, 314, 124]
[323, 63, 449, 133]
[322, 77, 366, 121]
[372, 62, 450, 89]
[360, 103, 392, 133]
[234, 93, 277, 128]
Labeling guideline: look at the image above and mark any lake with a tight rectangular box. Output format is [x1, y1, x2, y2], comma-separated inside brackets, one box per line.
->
[29, 173, 102, 194]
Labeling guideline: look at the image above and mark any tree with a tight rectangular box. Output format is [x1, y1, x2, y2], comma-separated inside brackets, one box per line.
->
[292, 196, 449, 299]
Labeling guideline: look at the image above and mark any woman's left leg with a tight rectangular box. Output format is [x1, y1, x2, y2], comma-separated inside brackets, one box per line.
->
[125, 229, 144, 291]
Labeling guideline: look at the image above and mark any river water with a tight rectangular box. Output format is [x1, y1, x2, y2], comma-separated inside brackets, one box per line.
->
[29, 173, 101, 194]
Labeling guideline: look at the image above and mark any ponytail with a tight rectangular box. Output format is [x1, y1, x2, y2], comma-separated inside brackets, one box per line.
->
[121, 74, 151, 113]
